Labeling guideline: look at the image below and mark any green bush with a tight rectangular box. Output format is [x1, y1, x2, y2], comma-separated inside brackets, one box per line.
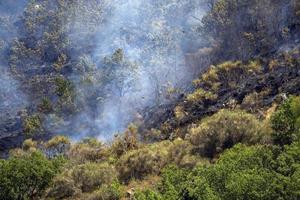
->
[189, 109, 265, 158]
[117, 143, 168, 183]
[55, 76, 74, 98]
[68, 138, 109, 164]
[38, 97, 53, 113]
[0, 151, 64, 200]
[111, 124, 140, 157]
[23, 114, 42, 137]
[134, 189, 163, 200]
[87, 181, 121, 200]
[153, 144, 299, 200]
[46, 175, 79, 199]
[158, 165, 189, 200]
[71, 162, 117, 193]
[186, 175, 220, 200]
[117, 139, 203, 183]
[189, 144, 298, 200]
[271, 96, 300, 145]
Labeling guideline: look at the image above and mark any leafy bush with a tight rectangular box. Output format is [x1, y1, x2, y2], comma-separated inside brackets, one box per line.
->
[271, 96, 300, 145]
[189, 109, 265, 157]
[111, 124, 140, 157]
[71, 162, 117, 193]
[117, 139, 203, 183]
[152, 144, 299, 200]
[46, 175, 79, 199]
[23, 114, 42, 137]
[86, 181, 121, 200]
[117, 142, 169, 182]
[134, 189, 163, 200]
[0, 151, 64, 200]
[197, 144, 298, 200]
[68, 138, 109, 163]
[38, 97, 53, 113]
[166, 138, 206, 168]
[158, 165, 189, 200]
[55, 76, 74, 99]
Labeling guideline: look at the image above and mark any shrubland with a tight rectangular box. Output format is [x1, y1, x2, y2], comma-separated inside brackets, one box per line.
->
[1, 95, 300, 199]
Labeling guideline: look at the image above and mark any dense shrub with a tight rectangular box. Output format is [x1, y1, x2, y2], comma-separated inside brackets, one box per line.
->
[271, 96, 300, 145]
[117, 139, 204, 183]
[86, 182, 121, 200]
[71, 162, 117, 193]
[68, 138, 109, 163]
[23, 114, 42, 136]
[193, 144, 299, 200]
[117, 142, 169, 182]
[149, 144, 300, 200]
[38, 97, 53, 113]
[0, 151, 64, 200]
[189, 109, 265, 158]
[111, 124, 140, 157]
[46, 175, 79, 199]
[134, 189, 163, 200]
[158, 165, 189, 200]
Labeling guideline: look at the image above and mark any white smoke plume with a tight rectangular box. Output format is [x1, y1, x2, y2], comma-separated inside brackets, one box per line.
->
[59, 0, 209, 140]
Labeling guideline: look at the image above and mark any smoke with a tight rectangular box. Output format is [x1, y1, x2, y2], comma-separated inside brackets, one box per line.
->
[0, 0, 209, 142]
[0, 0, 28, 123]
[58, 0, 209, 140]
[0, 69, 28, 117]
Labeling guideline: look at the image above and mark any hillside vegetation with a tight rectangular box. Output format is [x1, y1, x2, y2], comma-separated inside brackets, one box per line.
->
[0, 0, 300, 200]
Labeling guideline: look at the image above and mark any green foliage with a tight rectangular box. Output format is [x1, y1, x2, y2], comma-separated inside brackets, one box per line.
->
[23, 114, 42, 137]
[134, 189, 163, 200]
[111, 124, 140, 157]
[117, 139, 203, 183]
[55, 76, 77, 114]
[271, 96, 300, 145]
[55, 76, 74, 98]
[46, 175, 79, 199]
[68, 138, 109, 164]
[197, 60, 263, 97]
[275, 142, 300, 176]
[87, 181, 122, 200]
[38, 97, 53, 113]
[0, 151, 64, 200]
[186, 175, 220, 200]
[117, 142, 168, 183]
[189, 109, 265, 157]
[159, 165, 189, 200]
[152, 144, 299, 200]
[71, 162, 117, 193]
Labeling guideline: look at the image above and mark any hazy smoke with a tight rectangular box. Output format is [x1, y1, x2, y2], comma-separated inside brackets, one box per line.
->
[0, 0, 209, 141]
[0, 0, 28, 123]
[61, 0, 208, 140]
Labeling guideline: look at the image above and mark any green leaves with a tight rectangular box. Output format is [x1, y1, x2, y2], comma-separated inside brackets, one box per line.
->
[271, 96, 300, 145]
[0, 151, 64, 200]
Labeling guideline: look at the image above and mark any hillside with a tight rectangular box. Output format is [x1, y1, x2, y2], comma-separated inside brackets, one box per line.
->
[0, 0, 300, 200]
